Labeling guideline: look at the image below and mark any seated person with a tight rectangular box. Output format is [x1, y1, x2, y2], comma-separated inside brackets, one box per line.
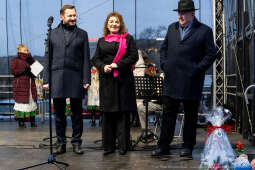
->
[137, 100, 162, 130]
[134, 50, 162, 130]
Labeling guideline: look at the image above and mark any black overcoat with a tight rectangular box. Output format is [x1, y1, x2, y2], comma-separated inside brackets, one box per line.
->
[92, 35, 138, 112]
[160, 18, 216, 100]
[43, 24, 91, 98]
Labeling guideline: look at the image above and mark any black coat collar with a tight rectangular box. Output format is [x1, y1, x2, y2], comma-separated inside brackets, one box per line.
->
[57, 23, 78, 46]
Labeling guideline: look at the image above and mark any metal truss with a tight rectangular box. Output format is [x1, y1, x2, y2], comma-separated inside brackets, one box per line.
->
[213, 0, 225, 107]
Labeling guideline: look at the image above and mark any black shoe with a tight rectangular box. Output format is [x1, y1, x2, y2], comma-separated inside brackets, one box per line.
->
[30, 117, 37, 127]
[30, 122, 37, 127]
[18, 121, 26, 128]
[119, 149, 127, 155]
[180, 148, 192, 158]
[103, 150, 115, 156]
[151, 148, 169, 156]
[73, 145, 84, 155]
[54, 144, 66, 155]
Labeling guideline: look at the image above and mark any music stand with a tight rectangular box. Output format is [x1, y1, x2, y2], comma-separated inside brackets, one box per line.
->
[132, 76, 163, 149]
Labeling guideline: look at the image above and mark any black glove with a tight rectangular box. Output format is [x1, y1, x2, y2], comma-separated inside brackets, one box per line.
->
[25, 67, 35, 79]
[28, 72, 36, 79]
[26, 57, 34, 65]
[24, 67, 31, 74]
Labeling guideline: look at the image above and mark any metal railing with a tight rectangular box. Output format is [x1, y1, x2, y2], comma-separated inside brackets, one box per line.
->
[0, 74, 214, 121]
[0, 75, 14, 118]
[0, 75, 48, 121]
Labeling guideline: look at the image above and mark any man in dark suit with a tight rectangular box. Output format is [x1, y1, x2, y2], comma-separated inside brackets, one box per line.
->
[43, 5, 91, 155]
[152, 0, 216, 158]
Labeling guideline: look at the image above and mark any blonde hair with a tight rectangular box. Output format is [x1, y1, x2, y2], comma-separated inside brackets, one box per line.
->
[103, 12, 127, 36]
[17, 44, 28, 53]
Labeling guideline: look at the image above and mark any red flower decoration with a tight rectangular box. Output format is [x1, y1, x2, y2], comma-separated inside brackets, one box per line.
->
[235, 141, 246, 153]
[91, 67, 99, 75]
[148, 66, 154, 71]
[210, 163, 223, 170]
[51, 106, 54, 112]
[236, 141, 244, 150]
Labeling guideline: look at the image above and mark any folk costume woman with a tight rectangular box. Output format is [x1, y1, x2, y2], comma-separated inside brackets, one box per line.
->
[10, 44, 38, 128]
[92, 12, 138, 155]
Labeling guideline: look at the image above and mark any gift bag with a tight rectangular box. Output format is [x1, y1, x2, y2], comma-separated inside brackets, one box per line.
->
[233, 154, 252, 170]
[200, 106, 236, 169]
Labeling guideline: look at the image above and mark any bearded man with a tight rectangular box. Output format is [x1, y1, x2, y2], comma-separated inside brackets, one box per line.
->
[43, 5, 91, 155]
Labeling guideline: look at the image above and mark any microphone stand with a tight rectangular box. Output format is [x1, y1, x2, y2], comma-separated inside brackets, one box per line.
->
[18, 16, 69, 170]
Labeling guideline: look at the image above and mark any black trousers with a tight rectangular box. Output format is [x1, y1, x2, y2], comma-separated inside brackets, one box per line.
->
[102, 112, 130, 152]
[158, 96, 200, 150]
[53, 98, 83, 145]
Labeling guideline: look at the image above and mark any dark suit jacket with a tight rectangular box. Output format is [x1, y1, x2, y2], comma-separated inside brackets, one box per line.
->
[92, 35, 138, 112]
[43, 23, 91, 98]
[160, 18, 216, 100]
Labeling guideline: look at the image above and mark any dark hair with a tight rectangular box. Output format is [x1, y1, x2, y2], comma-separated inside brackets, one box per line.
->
[60, 5, 76, 15]
[103, 12, 127, 36]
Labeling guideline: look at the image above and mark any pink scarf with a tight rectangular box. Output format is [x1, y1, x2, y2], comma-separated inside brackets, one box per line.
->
[104, 33, 128, 77]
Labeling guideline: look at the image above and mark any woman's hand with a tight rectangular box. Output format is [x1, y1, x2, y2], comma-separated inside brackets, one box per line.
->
[43, 84, 49, 90]
[110, 63, 118, 69]
[104, 65, 112, 73]
[83, 83, 90, 89]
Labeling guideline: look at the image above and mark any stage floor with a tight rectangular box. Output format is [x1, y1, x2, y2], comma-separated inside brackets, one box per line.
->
[0, 118, 254, 170]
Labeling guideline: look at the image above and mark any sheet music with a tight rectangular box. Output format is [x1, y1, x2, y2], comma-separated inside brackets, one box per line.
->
[30, 60, 44, 77]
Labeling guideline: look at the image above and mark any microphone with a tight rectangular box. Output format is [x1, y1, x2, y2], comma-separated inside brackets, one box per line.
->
[47, 16, 54, 27]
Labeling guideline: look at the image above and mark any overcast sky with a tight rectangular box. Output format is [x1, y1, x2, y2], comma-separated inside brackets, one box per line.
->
[0, 0, 213, 56]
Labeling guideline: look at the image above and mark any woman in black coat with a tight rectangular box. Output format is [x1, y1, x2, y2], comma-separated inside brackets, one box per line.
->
[92, 12, 138, 155]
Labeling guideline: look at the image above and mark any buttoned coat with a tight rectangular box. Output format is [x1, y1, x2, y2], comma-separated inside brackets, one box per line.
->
[160, 18, 216, 100]
[43, 24, 91, 98]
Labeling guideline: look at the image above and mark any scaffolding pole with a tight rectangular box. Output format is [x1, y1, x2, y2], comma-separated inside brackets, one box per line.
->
[213, 0, 225, 107]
